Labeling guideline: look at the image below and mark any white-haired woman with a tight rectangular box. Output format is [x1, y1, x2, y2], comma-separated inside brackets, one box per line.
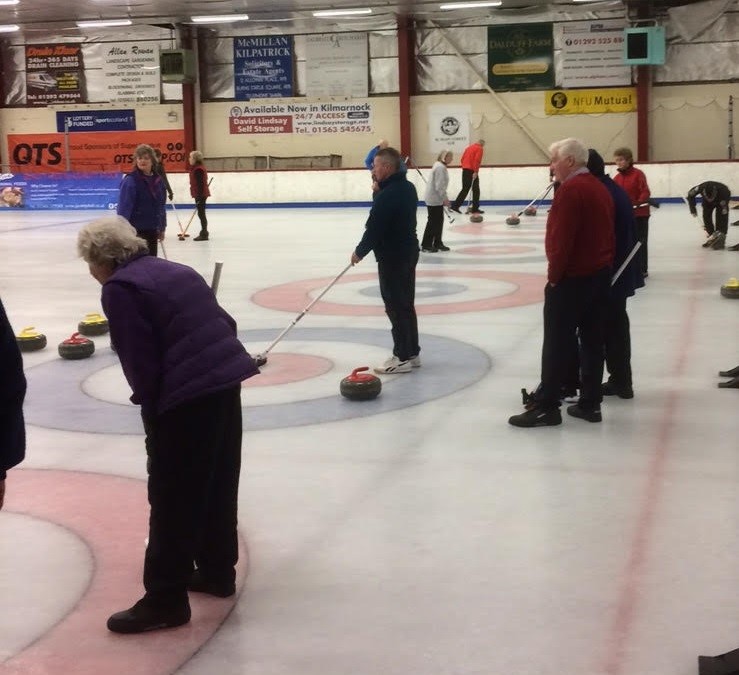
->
[188, 150, 211, 241]
[78, 215, 259, 633]
[117, 143, 167, 256]
[421, 150, 452, 252]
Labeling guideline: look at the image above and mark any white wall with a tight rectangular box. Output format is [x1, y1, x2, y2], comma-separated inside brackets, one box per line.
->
[163, 161, 739, 206]
[2, 82, 738, 170]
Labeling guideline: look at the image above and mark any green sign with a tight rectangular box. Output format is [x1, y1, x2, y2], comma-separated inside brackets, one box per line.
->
[487, 23, 554, 92]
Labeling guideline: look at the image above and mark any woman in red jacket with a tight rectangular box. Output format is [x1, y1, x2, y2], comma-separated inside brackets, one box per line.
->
[188, 150, 211, 241]
[613, 147, 651, 278]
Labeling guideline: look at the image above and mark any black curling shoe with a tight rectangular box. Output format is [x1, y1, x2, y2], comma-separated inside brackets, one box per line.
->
[566, 404, 602, 423]
[107, 598, 191, 634]
[188, 569, 236, 598]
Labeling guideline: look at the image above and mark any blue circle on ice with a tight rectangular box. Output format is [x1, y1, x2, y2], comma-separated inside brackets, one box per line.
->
[24, 327, 490, 434]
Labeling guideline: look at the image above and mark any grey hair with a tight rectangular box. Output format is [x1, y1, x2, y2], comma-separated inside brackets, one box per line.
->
[133, 144, 156, 161]
[437, 149, 453, 162]
[77, 215, 148, 266]
[549, 137, 589, 166]
[190, 150, 204, 164]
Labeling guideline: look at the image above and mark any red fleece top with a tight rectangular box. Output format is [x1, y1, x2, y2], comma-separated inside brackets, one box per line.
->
[613, 165, 650, 217]
[460, 143, 484, 172]
[545, 171, 615, 284]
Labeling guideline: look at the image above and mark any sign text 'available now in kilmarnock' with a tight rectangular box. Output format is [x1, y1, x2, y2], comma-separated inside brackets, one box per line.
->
[228, 101, 373, 135]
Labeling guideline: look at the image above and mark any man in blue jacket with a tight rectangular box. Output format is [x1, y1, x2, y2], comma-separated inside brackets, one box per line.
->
[351, 147, 421, 374]
[0, 296, 26, 510]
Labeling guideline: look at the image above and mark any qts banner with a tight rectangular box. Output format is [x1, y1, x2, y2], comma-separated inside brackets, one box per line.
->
[7, 130, 186, 174]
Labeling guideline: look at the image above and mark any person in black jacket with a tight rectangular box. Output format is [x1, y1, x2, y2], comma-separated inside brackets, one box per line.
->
[687, 181, 731, 250]
[588, 149, 644, 399]
[153, 148, 174, 202]
[351, 147, 420, 374]
[0, 296, 26, 510]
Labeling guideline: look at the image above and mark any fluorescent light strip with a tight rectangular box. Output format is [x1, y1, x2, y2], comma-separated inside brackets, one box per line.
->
[0, 23, 19, 32]
[190, 14, 249, 23]
[440, 1, 501, 8]
[0, 0, 20, 6]
[76, 19, 132, 28]
[312, 8, 372, 17]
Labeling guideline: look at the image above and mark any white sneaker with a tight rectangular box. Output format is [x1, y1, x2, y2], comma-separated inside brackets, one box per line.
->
[409, 355, 421, 368]
[374, 356, 412, 374]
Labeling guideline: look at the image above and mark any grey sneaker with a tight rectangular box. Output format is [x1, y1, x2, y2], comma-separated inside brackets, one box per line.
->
[374, 356, 412, 374]
[409, 355, 421, 368]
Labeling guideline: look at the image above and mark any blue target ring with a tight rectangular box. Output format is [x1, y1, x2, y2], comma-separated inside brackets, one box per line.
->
[359, 281, 468, 299]
[24, 327, 490, 434]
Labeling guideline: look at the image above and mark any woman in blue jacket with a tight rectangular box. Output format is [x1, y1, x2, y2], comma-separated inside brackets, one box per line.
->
[117, 144, 167, 256]
[78, 215, 259, 634]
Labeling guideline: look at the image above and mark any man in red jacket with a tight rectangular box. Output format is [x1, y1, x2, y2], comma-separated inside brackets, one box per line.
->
[613, 147, 651, 276]
[450, 140, 485, 215]
[509, 138, 615, 428]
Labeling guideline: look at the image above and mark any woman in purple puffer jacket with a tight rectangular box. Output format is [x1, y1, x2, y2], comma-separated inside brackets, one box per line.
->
[77, 215, 259, 635]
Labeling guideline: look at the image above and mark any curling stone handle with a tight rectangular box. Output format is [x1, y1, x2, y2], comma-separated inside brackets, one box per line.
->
[351, 367, 370, 376]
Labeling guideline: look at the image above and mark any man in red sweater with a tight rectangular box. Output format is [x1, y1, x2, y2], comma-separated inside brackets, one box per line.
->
[509, 138, 615, 428]
[613, 147, 651, 276]
[450, 140, 485, 215]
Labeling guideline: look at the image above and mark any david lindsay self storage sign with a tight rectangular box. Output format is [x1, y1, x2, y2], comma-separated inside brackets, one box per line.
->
[229, 102, 373, 135]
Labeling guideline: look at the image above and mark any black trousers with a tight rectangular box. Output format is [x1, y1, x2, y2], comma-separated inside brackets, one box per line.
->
[452, 169, 480, 211]
[137, 229, 159, 257]
[702, 201, 729, 235]
[377, 251, 420, 362]
[537, 268, 610, 410]
[634, 215, 649, 275]
[195, 198, 208, 232]
[143, 386, 243, 606]
[604, 295, 632, 388]
[421, 205, 445, 249]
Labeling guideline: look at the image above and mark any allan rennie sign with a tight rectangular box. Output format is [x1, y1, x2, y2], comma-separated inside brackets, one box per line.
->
[234, 36, 294, 100]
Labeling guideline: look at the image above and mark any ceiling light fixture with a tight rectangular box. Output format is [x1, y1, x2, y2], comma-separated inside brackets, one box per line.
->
[312, 8, 373, 17]
[0, 0, 20, 6]
[76, 19, 132, 28]
[190, 14, 249, 23]
[0, 23, 19, 32]
[439, 1, 501, 8]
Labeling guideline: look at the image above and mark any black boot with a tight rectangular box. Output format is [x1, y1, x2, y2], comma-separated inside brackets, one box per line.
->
[194, 230, 209, 241]
[188, 569, 236, 598]
[719, 365, 739, 378]
[107, 597, 190, 634]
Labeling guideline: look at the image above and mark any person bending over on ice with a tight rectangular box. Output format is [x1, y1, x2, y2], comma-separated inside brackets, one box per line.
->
[687, 181, 732, 250]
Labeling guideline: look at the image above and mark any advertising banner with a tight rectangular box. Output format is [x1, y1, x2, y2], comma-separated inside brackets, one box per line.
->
[25, 43, 85, 106]
[545, 87, 637, 115]
[7, 130, 186, 174]
[234, 35, 294, 100]
[305, 33, 368, 98]
[557, 20, 631, 88]
[428, 105, 470, 155]
[228, 101, 372, 135]
[0, 173, 121, 210]
[56, 110, 136, 133]
[102, 43, 161, 105]
[487, 23, 554, 92]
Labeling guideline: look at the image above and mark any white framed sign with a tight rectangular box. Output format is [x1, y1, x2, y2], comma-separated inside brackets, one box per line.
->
[557, 20, 631, 88]
[102, 42, 160, 105]
[428, 105, 471, 155]
[305, 33, 368, 99]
